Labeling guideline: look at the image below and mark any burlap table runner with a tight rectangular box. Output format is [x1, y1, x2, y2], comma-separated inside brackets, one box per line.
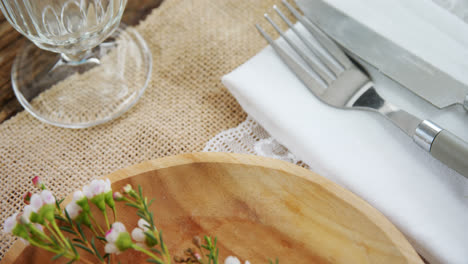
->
[0, 0, 286, 259]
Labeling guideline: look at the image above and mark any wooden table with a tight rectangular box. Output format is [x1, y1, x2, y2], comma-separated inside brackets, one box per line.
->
[0, 0, 164, 123]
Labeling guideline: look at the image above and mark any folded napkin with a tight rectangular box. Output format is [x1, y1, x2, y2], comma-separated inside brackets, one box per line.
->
[222, 31, 468, 264]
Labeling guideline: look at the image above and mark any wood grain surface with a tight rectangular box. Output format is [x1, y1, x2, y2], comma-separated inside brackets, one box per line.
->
[0, 0, 164, 123]
[2, 153, 423, 264]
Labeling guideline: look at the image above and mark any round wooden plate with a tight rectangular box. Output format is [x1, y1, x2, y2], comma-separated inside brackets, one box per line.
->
[3, 153, 423, 264]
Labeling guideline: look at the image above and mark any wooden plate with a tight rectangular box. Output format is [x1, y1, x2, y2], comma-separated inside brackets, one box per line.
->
[3, 153, 423, 264]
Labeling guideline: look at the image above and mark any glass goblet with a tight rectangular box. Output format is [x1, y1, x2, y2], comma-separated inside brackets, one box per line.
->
[0, 0, 152, 128]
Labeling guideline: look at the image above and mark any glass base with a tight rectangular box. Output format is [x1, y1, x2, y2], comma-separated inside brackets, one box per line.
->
[11, 24, 152, 128]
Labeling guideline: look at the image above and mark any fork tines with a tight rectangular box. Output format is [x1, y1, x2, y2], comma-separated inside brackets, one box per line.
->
[256, 0, 352, 89]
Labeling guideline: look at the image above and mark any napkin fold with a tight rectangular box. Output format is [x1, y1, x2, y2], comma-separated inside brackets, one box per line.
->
[222, 33, 468, 264]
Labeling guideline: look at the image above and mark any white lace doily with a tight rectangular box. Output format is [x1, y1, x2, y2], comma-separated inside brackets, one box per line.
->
[203, 116, 308, 168]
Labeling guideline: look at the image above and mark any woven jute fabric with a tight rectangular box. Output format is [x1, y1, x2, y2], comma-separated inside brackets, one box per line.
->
[0, 0, 286, 259]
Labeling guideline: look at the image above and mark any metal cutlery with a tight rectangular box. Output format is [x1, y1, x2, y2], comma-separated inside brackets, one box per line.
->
[256, 0, 468, 178]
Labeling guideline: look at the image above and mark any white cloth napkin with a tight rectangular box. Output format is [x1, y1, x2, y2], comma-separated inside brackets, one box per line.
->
[222, 35, 468, 263]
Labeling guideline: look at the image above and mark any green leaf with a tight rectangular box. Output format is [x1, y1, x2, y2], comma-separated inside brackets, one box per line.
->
[76, 223, 87, 242]
[73, 243, 94, 255]
[72, 238, 85, 244]
[59, 226, 77, 235]
[125, 203, 140, 209]
[64, 209, 73, 226]
[158, 231, 169, 255]
[55, 198, 64, 211]
[136, 211, 146, 220]
[66, 259, 75, 264]
[54, 215, 67, 222]
[69, 238, 79, 256]
[96, 236, 107, 242]
[148, 198, 155, 207]
[91, 237, 104, 262]
[144, 231, 158, 247]
[50, 235, 60, 247]
[138, 185, 143, 199]
[149, 248, 162, 255]
[51, 252, 65, 261]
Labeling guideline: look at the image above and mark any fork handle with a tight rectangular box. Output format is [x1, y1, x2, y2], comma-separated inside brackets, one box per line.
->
[414, 120, 468, 178]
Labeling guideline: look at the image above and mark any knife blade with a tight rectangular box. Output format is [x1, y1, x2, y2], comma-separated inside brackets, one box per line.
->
[295, 0, 468, 110]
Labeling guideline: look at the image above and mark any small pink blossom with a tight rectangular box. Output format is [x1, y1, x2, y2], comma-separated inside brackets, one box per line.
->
[73, 190, 85, 201]
[3, 213, 18, 234]
[40, 190, 55, 205]
[104, 243, 119, 254]
[106, 222, 126, 243]
[65, 202, 82, 219]
[30, 194, 43, 212]
[105, 222, 130, 254]
[22, 205, 34, 223]
[83, 179, 111, 199]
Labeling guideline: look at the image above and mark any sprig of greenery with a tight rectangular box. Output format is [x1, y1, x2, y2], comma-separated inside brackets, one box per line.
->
[201, 236, 219, 264]
[7, 178, 279, 264]
[118, 184, 171, 264]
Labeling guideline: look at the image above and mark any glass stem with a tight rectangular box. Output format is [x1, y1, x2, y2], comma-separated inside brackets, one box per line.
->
[61, 50, 89, 64]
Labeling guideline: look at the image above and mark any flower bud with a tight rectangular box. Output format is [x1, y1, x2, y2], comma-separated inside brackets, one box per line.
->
[131, 227, 146, 242]
[138, 218, 150, 231]
[23, 192, 32, 205]
[224, 256, 241, 264]
[123, 184, 132, 194]
[113, 192, 124, 201]
[32, 176, 44, 189]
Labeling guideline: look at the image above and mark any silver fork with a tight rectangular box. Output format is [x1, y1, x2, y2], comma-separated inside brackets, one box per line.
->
[256, 0, 468, 178]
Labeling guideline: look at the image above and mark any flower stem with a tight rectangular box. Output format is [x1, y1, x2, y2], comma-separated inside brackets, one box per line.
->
[51, 221, 71, 249]
[103, 210, 110, 230]
[112, 207, 117, 221]
[45, 224, 65, 248]
[89, 214, 105, 235]
[132, 244, 165, 263]
[89, 224, 100, 238]
[70, 225, 107, 264]
[28, 224, 53, 244]
[28, 239, 75, 260]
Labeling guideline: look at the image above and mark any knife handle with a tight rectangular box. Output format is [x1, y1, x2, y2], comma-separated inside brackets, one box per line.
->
[413, 120, 468, 178]
[430, 129, 468, 178]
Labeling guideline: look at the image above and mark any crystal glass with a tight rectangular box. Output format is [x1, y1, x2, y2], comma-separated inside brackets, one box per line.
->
[0, 0, 151, 128]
